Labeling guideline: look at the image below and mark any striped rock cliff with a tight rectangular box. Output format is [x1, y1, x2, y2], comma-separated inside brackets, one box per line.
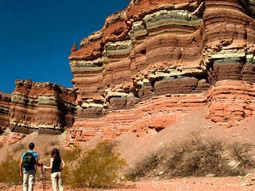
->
[9, 80, 76, 134]
[67, 0, 255, 144]
[0, 92, 11, 134]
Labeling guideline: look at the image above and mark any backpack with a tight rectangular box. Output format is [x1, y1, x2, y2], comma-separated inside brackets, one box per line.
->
[22, 152, 35, 171]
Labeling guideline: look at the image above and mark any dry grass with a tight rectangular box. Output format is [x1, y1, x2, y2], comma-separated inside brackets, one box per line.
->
[12, 143, 25, 153]
[127, 137, 252, 180]
[228, 143, 255, 168]
[163, 139, 237, 177]
[0, 155, 21, 185]
[126, 152, 162, 180]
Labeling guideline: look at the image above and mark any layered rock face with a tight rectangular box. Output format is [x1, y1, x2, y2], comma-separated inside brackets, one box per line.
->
[10, 80, 76, 134]
[67, 94, 207, 144]
[67, 0, 255, 144]
[207, 80, 255, 128]
[0, 92, 11, 134]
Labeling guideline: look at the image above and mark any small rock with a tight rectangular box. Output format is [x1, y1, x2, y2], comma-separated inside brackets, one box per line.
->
[241, 179, 253, 186]
[228, 160, 241, 169]
[206, 174, 216, 177]
[246, 173, 252, 177]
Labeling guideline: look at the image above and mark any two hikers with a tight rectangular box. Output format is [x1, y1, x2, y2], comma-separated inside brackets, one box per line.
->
[44, 148, 65, 191]
[20, 143, 65, 191]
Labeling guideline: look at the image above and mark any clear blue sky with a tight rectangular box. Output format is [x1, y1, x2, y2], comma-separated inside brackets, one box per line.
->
[0, 0, 129, 93]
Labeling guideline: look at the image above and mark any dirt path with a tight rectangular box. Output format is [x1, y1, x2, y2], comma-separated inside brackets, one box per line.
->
[2, 177, 255, 191]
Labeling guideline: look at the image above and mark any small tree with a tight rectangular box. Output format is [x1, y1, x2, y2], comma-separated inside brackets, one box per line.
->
[71, 141, 127, 188]
[60, 145, 82, 183]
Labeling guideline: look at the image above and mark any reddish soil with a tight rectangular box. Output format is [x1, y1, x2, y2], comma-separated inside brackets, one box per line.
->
[2, 176, 255, 191]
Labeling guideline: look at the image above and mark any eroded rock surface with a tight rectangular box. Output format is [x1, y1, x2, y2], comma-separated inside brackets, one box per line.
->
[0, 92, 11, 134]
[9, 80, 76, 134]
[207, 80, 255, 128]
[66, 0, 255, 144]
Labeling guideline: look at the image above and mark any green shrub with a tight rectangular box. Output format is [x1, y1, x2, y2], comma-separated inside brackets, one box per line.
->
[61, 145, 81, 163]
[60, 146, 81, 183]
[70, 141, 127, 188]
[0, 155, 21, 185]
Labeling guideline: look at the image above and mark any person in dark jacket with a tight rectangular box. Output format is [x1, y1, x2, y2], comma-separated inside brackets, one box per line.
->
[44, 148, 65, 191]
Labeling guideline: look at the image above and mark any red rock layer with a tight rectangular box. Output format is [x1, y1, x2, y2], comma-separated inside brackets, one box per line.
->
[10, 80, 76, 134]
[68, 94, 207, 144]
[207, 80, 255, 128]
[0, 92, 11, 134]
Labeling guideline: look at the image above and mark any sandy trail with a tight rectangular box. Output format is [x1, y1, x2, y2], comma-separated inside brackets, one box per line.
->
[2, 177, 255, 191]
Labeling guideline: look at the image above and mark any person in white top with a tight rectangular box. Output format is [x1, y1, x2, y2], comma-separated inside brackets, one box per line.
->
[44, 148, 65, 191]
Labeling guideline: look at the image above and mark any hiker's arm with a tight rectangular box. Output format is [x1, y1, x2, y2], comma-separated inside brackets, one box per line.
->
[43, 158, 53, 169]
[35, 157, 43, 167]
[61, 160, 65, 170]
[19, 159, 23, 176]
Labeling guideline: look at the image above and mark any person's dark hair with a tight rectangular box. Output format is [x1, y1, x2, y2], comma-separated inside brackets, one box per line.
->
[29, 143, 34, 150]
[52, 148, 61, 161]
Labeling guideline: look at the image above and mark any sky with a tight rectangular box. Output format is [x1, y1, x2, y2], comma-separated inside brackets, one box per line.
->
[0, 0, 129, 93]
